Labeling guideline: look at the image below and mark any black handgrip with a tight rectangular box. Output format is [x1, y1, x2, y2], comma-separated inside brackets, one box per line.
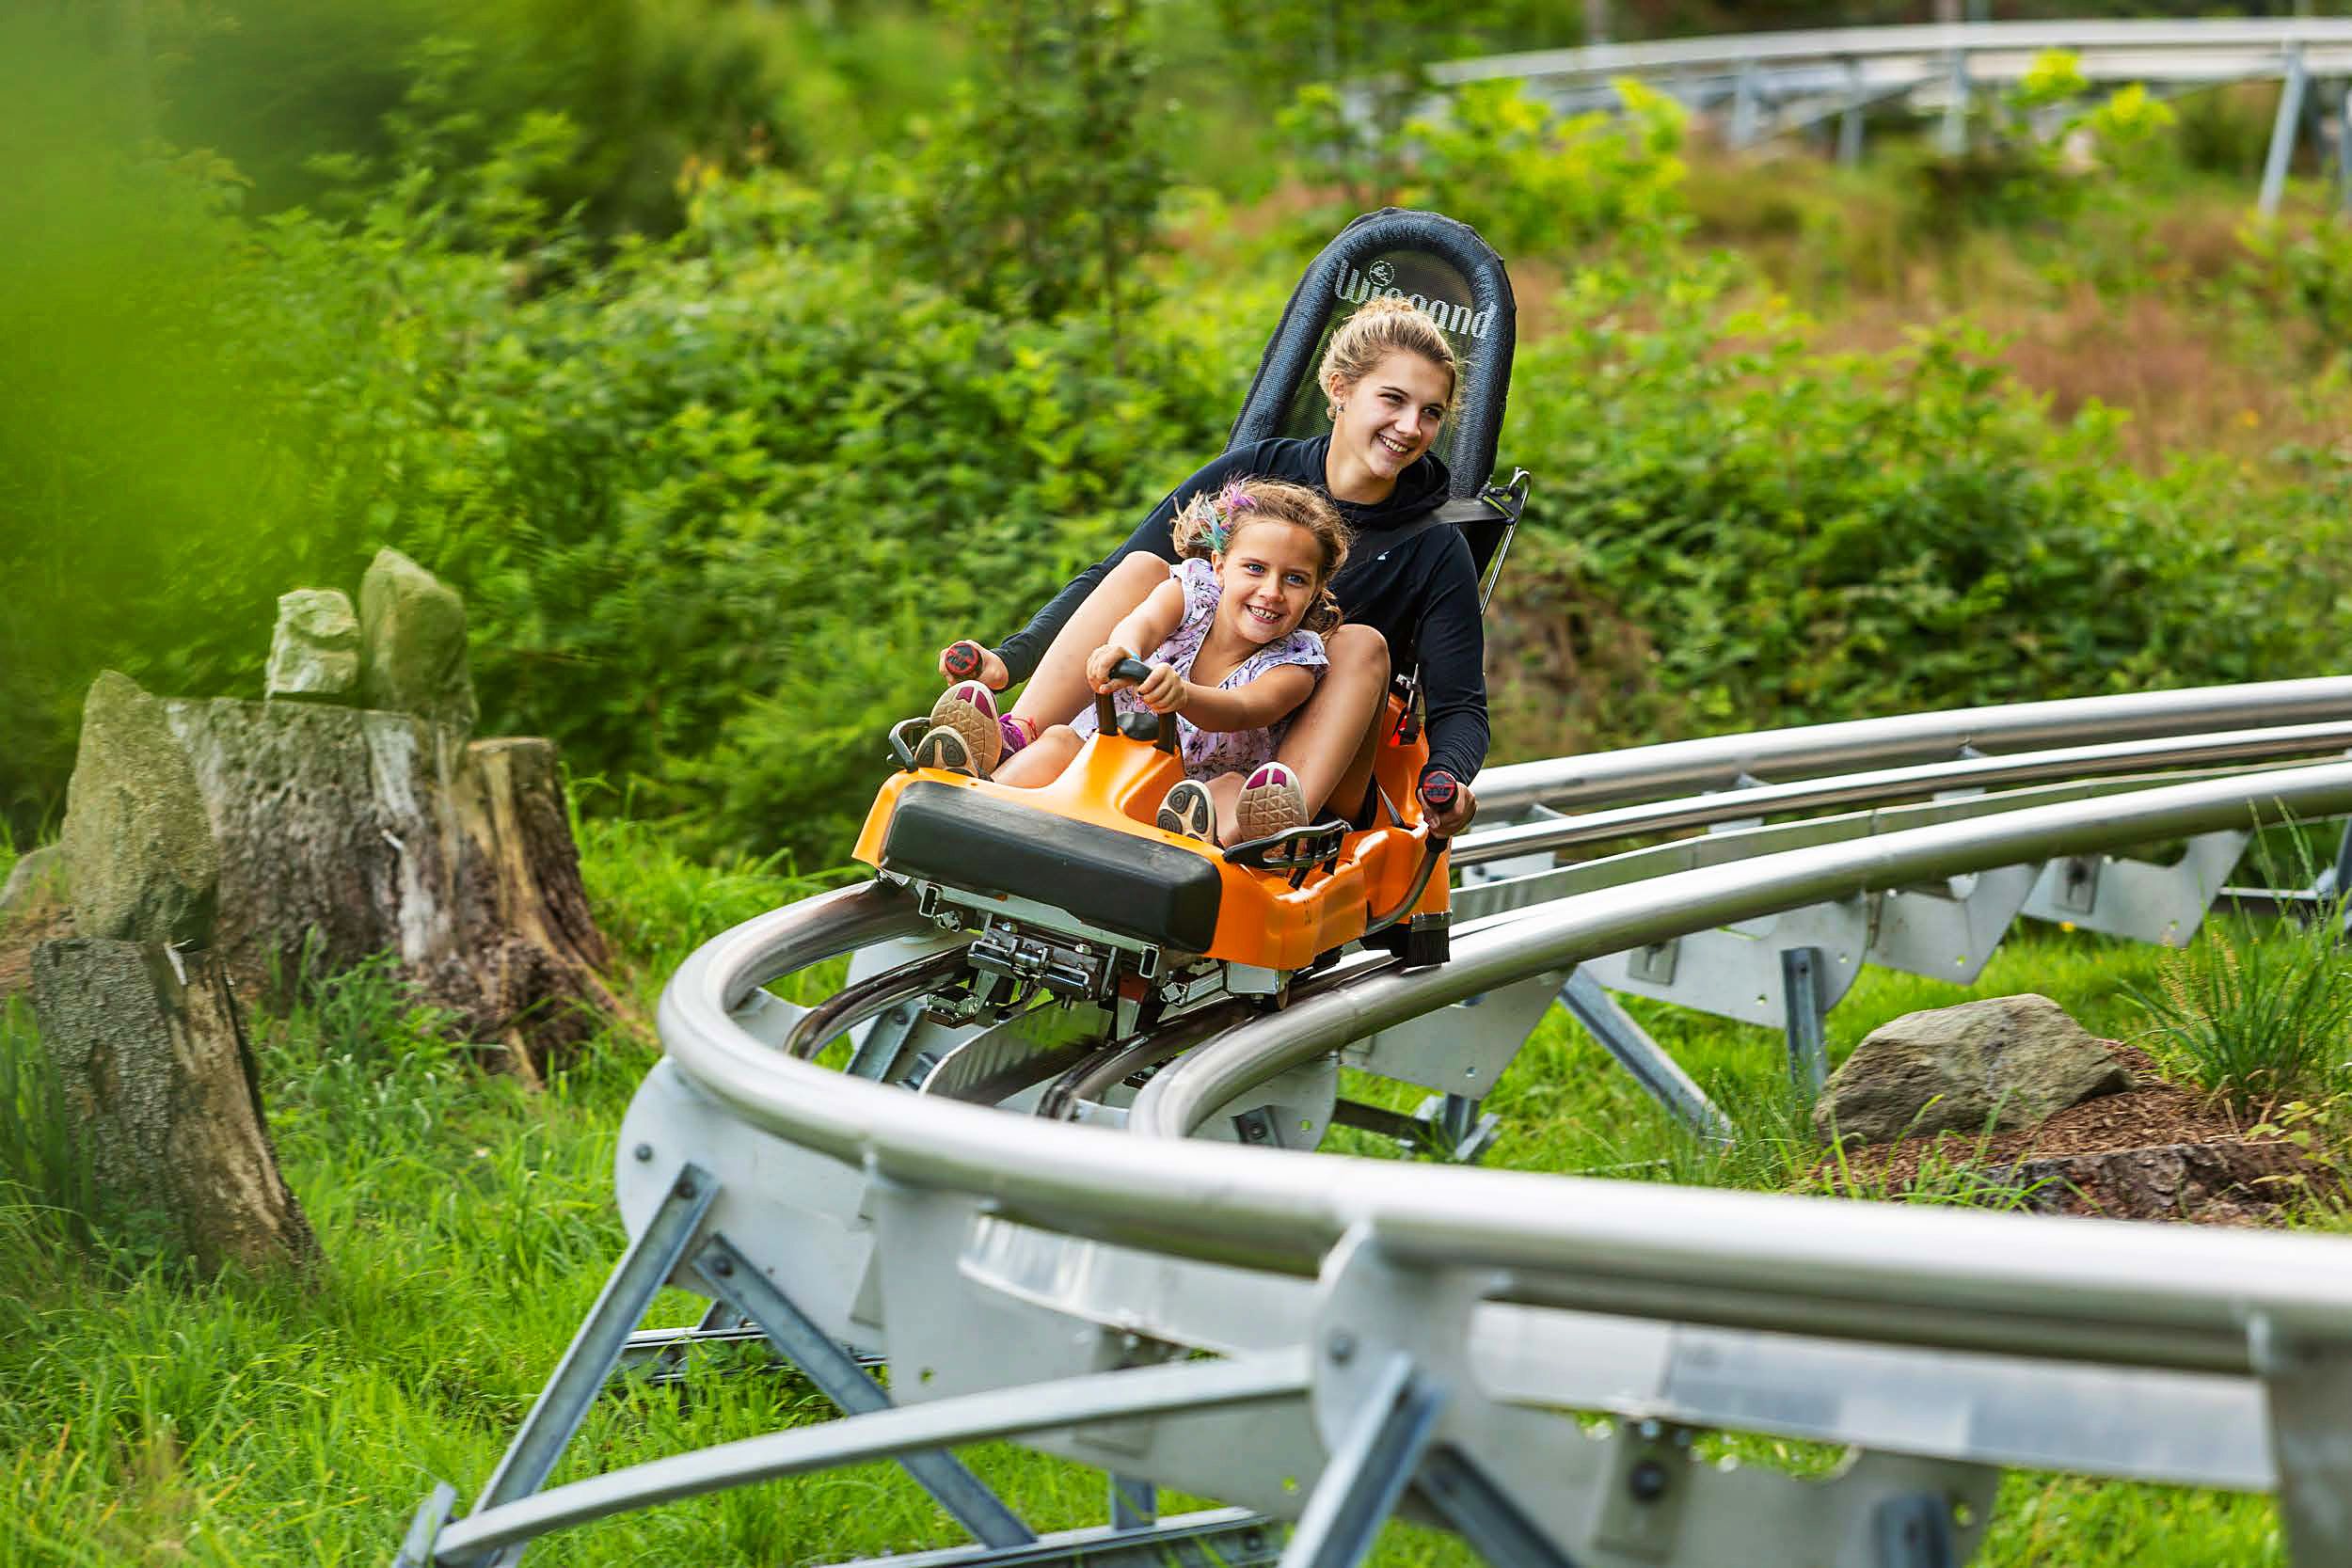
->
[1420, 770, 1458, 814]
[1093, 657, 1179, 754]
[943, 641, 986, 682]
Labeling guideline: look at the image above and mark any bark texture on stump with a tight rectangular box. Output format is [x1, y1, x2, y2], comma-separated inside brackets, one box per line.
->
[164, 699, 612, 1080]
[31, 939, 319, 1273]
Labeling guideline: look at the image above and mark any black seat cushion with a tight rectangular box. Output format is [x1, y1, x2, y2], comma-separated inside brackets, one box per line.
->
[881, 782, 1224, 952]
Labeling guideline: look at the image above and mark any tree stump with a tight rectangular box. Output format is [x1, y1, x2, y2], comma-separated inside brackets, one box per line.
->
[31, 939, 319, 1272]
[161, 700, 613, 1082]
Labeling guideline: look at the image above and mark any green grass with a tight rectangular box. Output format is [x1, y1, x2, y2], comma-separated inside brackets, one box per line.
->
[0, 822, 2316, 1564]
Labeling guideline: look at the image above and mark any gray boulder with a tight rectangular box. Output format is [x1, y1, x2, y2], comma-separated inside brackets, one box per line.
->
[359, 548, 477, 733]
[59, 671, 218, 946]
[1813, 993, 2130, 1147]
[265, 588, 359, 701]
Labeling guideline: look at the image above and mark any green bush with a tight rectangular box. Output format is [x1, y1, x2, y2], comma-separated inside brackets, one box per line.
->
[1399, 78, 1690, 260]
[1498, 258, 2336, 759]
[258, 154, 1248, 860]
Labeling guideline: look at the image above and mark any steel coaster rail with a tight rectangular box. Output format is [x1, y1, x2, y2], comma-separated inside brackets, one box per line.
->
[599, 764, 2352, 1564]
[1436, 19, 2352, 89]
[1454, 717, 2352, 866]
[1395, 18, 2352, 214]
[660, 763, 2352, 1369]
[1471, 675, 2352, 817]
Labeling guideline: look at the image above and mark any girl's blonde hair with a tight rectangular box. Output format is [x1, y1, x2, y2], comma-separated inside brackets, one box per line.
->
[1319, 293, 1461, 419]
[1170, 477, 1352, 635]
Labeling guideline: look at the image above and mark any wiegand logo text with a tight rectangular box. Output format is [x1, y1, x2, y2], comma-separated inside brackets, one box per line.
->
[1332, 260, 1494, 341]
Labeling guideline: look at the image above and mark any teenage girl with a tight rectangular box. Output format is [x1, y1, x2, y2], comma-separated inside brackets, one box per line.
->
[914, 478, 1350, 844]
[933, 294, 1485, 838]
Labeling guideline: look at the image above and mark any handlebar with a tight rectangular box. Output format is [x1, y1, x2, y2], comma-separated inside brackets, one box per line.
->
[943, 641, 986, 682]
[1093, 657, 1177, 756]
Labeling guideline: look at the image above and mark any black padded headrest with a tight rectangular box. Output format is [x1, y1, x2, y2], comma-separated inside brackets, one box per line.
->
[1227, 209, 1516, 499]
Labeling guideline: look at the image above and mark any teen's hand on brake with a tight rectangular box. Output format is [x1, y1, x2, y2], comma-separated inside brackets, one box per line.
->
[937, 641, 1009, 691]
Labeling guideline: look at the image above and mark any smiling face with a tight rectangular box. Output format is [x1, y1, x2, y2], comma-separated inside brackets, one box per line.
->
[1326, 349, 1454, 498]
[1212, 519, 1329, 648]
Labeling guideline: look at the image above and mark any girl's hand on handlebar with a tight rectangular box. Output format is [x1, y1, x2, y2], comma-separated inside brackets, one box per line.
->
[937, 641, 1009, 691]
[1132, 662, 1188, 714]
[1085, 643, 1137, 692]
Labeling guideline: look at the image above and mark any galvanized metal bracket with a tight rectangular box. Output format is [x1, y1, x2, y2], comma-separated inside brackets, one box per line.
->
[1306, 1227, 2003, 1567]
[2021, 829, 2249, 947]
[2249, 1316, 2352, 1568]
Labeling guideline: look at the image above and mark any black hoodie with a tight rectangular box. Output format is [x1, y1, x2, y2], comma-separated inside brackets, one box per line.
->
[993, 436, 1488, 788]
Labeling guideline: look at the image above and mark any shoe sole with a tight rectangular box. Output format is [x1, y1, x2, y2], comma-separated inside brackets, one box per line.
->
[928, 690, 1002, 775]
[1235, 773, 1306, 841]
[914, 726, 976, 776]
[1156, 781, 1216, 841]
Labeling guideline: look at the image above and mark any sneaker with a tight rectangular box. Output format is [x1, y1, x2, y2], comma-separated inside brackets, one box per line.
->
[1234, 762, 1307, 841]
[914, 724, 978, 776]
[928, 681, 1003, 776]
[1156, 778, 1216, 842]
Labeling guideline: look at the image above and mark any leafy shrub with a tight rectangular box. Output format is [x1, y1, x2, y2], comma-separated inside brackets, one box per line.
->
[1496, 258, 2335, 759]
[2124, 905, 2352, 1112]
[1400, 79, 1690, 259]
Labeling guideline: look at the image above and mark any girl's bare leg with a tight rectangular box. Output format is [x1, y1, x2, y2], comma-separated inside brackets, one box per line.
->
[1275, 625, 1391, 816]
[1203, 772, 1248, 846]
[993, 725, 1083, 788]
[1008, 553, 1170, 733]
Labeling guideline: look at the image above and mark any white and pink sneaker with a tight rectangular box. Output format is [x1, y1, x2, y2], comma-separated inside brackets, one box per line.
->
[1234, 762, 1307, 841]
[919, 681, 1004, 776]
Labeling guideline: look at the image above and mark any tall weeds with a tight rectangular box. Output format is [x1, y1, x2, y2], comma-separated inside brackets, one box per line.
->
[2125, 901, 2352, 1114]
[0, 997, 98, 1250]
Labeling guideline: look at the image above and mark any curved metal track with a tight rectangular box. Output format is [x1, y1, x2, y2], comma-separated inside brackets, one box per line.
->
[404, 680, 2352, 1568]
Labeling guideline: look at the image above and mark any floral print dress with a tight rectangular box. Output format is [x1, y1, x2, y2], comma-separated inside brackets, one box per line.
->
[1069, 557, 1327, 778]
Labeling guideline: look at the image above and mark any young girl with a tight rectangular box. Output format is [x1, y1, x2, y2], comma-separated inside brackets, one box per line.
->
[914, 478, 1350, 845]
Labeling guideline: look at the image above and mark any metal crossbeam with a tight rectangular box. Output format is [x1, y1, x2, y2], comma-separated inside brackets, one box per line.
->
[694, 1232, 1034, 1549]
[434, 1353, 1311, 1563]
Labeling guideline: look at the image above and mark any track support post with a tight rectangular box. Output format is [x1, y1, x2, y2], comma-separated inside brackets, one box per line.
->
[1285, 1353, 1445, 1568]
[442, 1162, 718, 1566]
[1782, 945, 1829, 1095]
[1558, 967, 1732, 1140]
[2263, 43, 2309, 218]
[2252, 1316, 2352, 1566]
[693, 1231, 1035, 1549]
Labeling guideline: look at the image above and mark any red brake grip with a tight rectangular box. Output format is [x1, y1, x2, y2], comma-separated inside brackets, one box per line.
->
[1420, 771, 1458, 813]
[944, 641, 984, 680]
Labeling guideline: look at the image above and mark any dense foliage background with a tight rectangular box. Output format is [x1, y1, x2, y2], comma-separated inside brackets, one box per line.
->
[7, 0, 2352, 866]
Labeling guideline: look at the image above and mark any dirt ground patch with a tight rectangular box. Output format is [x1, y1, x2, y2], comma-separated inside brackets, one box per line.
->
[1824, 1043, 2332, 1225]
